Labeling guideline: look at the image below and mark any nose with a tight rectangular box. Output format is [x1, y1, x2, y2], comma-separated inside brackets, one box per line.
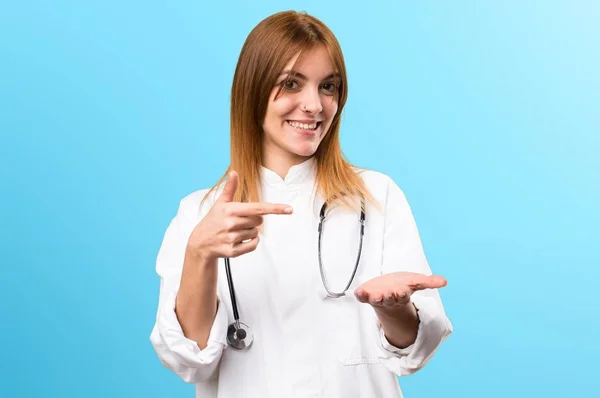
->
[300, 87, 323, 115]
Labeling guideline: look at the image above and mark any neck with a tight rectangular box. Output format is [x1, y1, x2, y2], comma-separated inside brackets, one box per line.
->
[262, 148, 312, 179]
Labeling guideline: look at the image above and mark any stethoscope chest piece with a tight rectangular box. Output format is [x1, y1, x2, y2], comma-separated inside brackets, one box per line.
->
[226, 321, 253, 350]
[222, 195, 365, 351]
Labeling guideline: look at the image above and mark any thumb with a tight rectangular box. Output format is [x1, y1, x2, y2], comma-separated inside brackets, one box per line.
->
[218, 170, 238, 203]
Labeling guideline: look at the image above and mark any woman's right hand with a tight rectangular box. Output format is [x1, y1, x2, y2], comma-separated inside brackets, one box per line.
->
[186, 170, 293, 261]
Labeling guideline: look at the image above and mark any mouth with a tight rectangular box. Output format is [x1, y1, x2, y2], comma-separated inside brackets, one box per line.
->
[286, 120, 322, 133]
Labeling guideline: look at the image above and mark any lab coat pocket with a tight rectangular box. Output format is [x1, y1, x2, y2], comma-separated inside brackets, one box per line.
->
[339, 344, 381, 366]
[335, 300, 383, 366]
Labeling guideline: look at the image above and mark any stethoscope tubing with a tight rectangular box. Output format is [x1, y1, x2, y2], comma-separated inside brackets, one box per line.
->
[224, 196, 365, 349]
[224, 257, 241, 329]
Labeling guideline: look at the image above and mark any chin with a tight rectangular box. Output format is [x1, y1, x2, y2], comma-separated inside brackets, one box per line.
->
[290, 144, 319, 158]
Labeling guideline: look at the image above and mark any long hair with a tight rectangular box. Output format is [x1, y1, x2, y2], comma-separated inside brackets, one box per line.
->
[205, 10, 374, 211]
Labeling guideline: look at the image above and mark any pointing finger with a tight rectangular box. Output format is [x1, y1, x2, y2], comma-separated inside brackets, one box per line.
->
[231, 202, 293, 216]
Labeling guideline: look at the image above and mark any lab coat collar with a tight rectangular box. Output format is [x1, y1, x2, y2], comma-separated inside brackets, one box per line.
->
[260, 157, 316, 188]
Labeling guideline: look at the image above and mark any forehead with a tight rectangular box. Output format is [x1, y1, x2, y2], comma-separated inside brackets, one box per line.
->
[283, 45, 334, 77]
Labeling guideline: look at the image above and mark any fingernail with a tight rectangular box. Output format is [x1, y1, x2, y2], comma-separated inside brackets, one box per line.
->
[284, 206, 293, 213]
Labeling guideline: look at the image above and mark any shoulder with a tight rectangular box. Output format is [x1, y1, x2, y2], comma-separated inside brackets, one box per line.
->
[176, 184, 223, 221]
[353, 166, 408, 204]
[354, 167, 392, 186]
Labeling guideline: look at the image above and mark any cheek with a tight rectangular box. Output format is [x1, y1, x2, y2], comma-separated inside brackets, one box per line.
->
[267, 97, 296, 123]
[324, 99, 339, 124]
[325, 95, 338, 112]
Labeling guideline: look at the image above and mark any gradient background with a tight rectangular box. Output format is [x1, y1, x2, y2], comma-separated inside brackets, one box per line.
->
[1, 1, 599, 397]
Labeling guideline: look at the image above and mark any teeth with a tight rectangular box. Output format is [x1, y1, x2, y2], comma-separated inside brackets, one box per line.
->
[288, 121, 318, 130]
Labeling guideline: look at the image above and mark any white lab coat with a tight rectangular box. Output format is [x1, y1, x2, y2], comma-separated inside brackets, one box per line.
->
[150, 158, 453, 398]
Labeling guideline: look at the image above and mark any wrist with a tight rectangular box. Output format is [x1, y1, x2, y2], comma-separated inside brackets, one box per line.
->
[181, 248, 218, 288]
[375, 302, 420, 349]
[185, 244, 217, 268]
[374, 301, 418, 321]
[179, 248, 219, 301]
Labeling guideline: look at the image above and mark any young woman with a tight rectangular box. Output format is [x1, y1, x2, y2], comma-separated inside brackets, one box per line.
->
[150, 10, 453, 398]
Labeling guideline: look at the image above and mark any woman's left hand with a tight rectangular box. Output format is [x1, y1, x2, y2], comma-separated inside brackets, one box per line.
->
[354, 272, 447, 308]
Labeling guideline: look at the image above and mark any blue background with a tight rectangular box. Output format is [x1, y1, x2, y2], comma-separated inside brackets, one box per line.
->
[1, 1, 599, 397]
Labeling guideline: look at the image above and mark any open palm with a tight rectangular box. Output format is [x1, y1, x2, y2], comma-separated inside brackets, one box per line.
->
[355, 272, 447, 307]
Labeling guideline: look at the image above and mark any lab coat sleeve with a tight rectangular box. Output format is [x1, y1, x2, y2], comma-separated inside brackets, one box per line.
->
[149, 195, 229, 383]
[375, 177, 453, 376]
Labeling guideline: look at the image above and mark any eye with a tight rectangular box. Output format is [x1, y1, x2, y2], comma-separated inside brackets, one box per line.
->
[282, 79, 299, 90]
[320, 82, 337, 95]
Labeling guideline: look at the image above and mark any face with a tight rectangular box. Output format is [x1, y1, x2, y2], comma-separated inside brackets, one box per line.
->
[262, 44, 339, 166]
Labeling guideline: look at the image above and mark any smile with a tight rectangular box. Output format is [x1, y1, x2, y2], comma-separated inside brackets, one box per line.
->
[287, 120, 322, 131]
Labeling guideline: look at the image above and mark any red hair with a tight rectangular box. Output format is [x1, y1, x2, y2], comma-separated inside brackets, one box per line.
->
[205, 10, 374, 211]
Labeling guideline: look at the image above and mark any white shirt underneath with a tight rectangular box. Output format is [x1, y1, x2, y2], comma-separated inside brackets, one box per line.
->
[150, 158, 453, 398]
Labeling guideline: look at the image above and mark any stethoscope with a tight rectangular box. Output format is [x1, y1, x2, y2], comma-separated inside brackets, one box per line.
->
[224, 197, 366, 350]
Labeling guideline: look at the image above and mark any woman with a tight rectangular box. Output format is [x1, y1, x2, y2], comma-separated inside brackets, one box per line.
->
[150, 10, 452, 398]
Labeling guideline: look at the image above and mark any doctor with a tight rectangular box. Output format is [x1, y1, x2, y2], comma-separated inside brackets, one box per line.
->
[150, 10, 453, 398]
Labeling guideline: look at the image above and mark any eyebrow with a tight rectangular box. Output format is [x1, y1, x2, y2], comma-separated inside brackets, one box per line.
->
[279, 70, 341, 81]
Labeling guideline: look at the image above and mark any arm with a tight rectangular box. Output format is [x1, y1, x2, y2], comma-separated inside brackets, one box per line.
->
[176, 250, 219, 350]
[149, 195, 228, 384]
[373, 300, 420, 349]
[357, 177, 453, 376]
[150, 173, 292, 383]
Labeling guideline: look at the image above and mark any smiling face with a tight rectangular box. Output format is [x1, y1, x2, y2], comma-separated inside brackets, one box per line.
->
[261, 44, 340, 171]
